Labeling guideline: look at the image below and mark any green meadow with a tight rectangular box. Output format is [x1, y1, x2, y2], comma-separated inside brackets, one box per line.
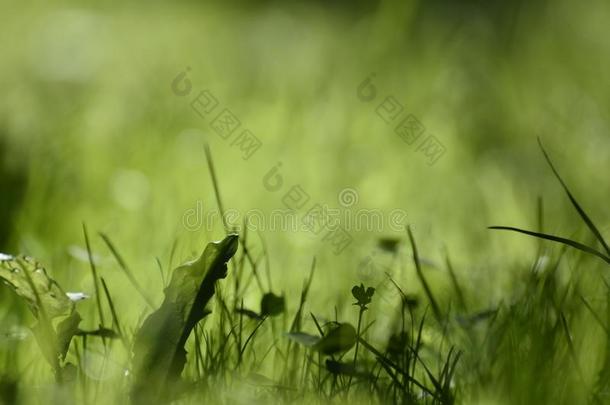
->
[0, 0, 609, 403]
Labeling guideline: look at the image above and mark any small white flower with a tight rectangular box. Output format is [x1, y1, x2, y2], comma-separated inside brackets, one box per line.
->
[0, 253, 13, 261]
[66, 292, 89, 301]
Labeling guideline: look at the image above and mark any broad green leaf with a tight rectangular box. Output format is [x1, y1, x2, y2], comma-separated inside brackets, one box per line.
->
[131, 234, 238, 403]
[313, 323, 357, 355]
[0, 255, 74, 318]
[0, 254, 81, 375]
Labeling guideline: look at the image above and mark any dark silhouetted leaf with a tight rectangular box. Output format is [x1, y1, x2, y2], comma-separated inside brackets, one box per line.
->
[76, 327, 119, 339]
[131, 234, 238, 403]
[377, 237, 401, 253]
[386, 331, 409, 357]
[325, 359, 372, 378]
[260, 292, 285, 317]
[352, 284, 375, 309]
[313, 323, 357, 355]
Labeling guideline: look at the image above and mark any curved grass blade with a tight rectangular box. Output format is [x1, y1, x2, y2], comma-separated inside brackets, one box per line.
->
[489, 226, 610, 265]
[238, 316, 267, 365]
[538, 138, 610, 256]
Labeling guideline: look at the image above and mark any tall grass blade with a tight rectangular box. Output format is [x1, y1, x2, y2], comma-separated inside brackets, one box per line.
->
[407, 226, 442, 321]
[489, 226, 610, 264]
[204, 143, 229, 233]
[82, 224, 106, 329]
[99, 232, 155, 309]
[538, 138, 610, 256]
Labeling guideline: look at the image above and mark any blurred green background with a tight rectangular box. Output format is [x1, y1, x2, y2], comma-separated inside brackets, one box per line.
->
[0, 0, 608, 391]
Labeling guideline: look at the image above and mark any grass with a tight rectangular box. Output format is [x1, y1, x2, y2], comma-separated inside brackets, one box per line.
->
[0, 143, 608, 404]
[0, 1, 609, 404]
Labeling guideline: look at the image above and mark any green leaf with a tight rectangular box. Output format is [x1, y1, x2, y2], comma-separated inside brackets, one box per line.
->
[325, 359, 371, 378]
[55, 311, 82, 360]
[285, 332, 320, 347]
[131, 234, 238, 403]
[0, 255, 74, 319]
[313, 323, 357, 355]
[352, 284, 375, 309]
[377, 237, 401, 253]
[0, 254, 81, 378]
[286, 323, 358, 355]
[260, 292, 285, 317]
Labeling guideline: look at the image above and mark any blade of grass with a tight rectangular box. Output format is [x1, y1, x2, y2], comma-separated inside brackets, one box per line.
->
[444, 250, 466, 312]
[411, 309, 427, 384]
[258, 231, 273, 291]
[238, 316, 267, 365]
[82, 224, 106, 332]
[407, 226, 442, 321]
[580, 295, 609, 335]
[234, 217, 249, 309]
[98, 232, 155, 309]
[538, 138, 610, 256]
[357, 336, 438, 400]
[310, 312, 325, 337]
[155, 257, 166, 288]
[99, 277, 128, 351]
[560, 311, 585, 384]
[204, 143, 229, 234]
[289, 258, 316, 333]
[537, 196, 544, 245]
[489, 226, 610, 264]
